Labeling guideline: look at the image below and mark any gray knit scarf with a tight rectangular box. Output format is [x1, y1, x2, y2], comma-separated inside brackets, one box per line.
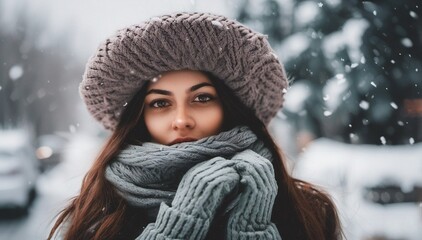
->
[105, 126, 272, 210]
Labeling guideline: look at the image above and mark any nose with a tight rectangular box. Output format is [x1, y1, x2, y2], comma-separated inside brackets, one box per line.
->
[171, 106, 195, 130]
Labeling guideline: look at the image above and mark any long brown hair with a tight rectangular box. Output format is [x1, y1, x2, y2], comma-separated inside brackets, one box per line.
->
[49, 71, 342, 240]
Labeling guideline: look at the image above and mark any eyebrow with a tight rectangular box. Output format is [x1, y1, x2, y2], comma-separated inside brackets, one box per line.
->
[190, 82, 213, 91]
[146, 82, 214, 96]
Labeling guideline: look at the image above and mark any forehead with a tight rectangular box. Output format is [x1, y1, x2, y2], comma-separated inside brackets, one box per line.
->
[147, 70, 212, 90]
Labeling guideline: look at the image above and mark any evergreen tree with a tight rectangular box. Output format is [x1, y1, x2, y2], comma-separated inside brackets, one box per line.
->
[260, 0, 285, 43]
[235, 0, 422, 145]
[342, 0, 422, 144]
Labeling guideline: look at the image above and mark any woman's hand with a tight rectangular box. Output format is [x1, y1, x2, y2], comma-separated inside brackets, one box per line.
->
[227, 150, 281, 239]
[137, 157, 240, 240]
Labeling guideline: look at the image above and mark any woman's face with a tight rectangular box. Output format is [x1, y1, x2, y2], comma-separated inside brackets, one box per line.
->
[143, 70, 224, 145]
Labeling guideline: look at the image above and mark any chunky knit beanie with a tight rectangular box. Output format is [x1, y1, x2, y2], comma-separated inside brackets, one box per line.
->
[80, 12, 288, 130]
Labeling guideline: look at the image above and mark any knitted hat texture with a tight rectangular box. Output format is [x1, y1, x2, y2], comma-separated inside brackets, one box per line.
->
[80, 12, 288, 130]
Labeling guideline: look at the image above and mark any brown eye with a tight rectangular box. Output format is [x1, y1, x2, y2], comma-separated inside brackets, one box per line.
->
[150, 100, 170, 108]
[194, 94, 214, 103]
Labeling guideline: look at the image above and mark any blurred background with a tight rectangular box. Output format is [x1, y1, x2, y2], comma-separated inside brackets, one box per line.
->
[0, 0, 421, 239]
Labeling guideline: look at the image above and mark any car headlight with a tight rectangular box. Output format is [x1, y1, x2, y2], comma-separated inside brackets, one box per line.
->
[36, 146, 53, 159]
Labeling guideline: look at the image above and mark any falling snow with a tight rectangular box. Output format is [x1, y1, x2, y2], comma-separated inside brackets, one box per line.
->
[370, 82, 377, 87]
[409, 11, 417, 18]
[409, 138, 415, 144]
[151, 76, 160, 82]
[359, 100, 370, 110]
[380, 136, 386, 145]
[390, 102, 398, 109]
[37, 89, 46, 99]
[401, 38, 413, 47]
[9, 65, 24, 80]
[349, 133, 359, 142]
[211, 20, 223, 28]
[69, 125, 76, 133]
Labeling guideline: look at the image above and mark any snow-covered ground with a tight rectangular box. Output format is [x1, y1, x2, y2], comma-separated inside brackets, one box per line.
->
[293, 138, 422, 240]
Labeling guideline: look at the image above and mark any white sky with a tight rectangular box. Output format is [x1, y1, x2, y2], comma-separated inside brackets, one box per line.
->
[0, 0, 236, 59]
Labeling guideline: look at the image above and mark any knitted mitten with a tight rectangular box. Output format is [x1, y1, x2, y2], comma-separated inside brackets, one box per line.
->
[227, 150, 281, 240]
[137, 157, 240, 240]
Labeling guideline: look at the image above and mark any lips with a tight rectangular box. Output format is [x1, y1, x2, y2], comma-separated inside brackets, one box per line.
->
[169, 137, 198, 145]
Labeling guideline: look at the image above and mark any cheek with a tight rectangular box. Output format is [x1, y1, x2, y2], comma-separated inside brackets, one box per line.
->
[144, 113, 168, 136]
[196, 107, 224, 133]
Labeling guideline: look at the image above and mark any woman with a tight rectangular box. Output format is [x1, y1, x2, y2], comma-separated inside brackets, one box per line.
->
[49, 13, 342, 240]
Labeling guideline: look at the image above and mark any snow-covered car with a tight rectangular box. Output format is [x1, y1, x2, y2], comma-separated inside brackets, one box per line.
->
[293, 138, 422, 240]
[0, 130, 39, 214]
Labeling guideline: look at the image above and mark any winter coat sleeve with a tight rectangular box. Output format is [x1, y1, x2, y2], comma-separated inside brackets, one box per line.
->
[136, 157, 240, 240]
